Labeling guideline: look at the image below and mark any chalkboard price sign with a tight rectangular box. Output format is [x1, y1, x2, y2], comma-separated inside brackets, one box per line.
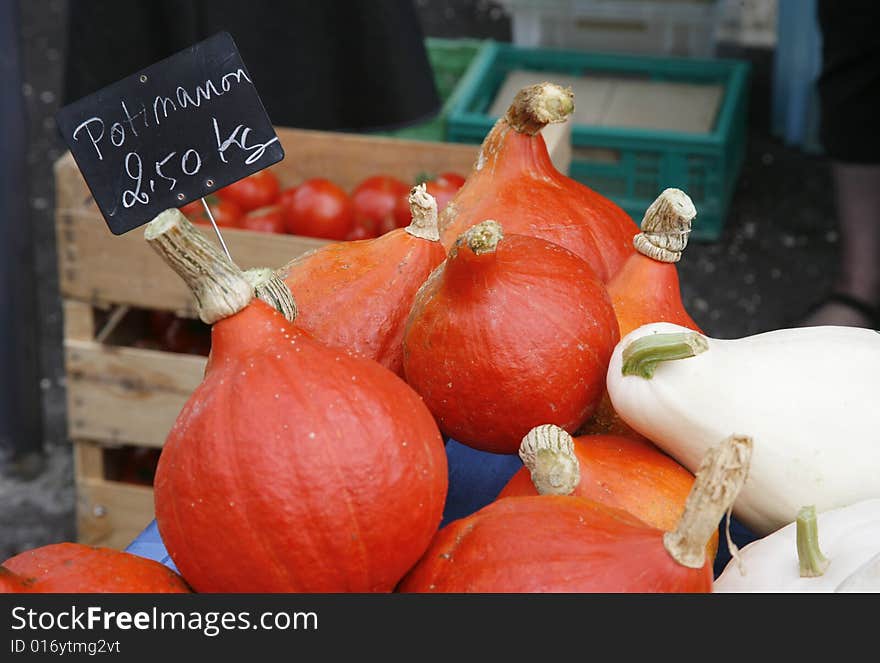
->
[56, 31, 285, 235]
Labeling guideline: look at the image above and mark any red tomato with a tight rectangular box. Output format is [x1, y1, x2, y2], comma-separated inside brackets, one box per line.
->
[161, 316, 211, 355]
[117, 448, 162, 486]
[183, 196, 242, 229]
[437, 172, 466, 188]
[148, 311, 176, 340]
[351, 175, 409, 237]
[392, 173, 465, 230]
[425, 177, 463, 213]
[180, 199, 206, 217]
[279, 186, 298, 221]
[215, 169, 280, 212]
[393, 189, 415, 229]
[345, 221, 380, 241]
[285, 178, 354, 240]
[239, 205, 286, 234]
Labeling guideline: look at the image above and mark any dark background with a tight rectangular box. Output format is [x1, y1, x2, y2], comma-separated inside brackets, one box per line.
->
[1, 1, 836, 557]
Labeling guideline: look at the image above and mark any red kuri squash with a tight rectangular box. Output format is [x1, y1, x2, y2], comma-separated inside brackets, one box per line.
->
[0, 567, 32, 593]
[145, 210, 448, 593]
[2, 543, 190, 593]
[607, 188, 702, 338]
[399, 435, 751, 593]
[498, 424, 718, 560]
[403, 220, 620, 454]
[581, 188, 702, 439]
[437, 82, 639, 283]
[277, 184, 446, 376]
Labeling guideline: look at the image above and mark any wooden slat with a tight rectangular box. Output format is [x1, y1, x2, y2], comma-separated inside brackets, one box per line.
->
[54, 126, 573, 314]
[270, 126, 570, 183]
[54, 125, 571, 216]
[270, 127, 482, 189]
[73, 439, 104, 481]
[65, 338, 206, 448]
[76, 477, 154, 550]
[54, 127, 484, 218]
[57, 211, 327, 314]
[63, 300, 94, 341]
[54, 151, 92, 216]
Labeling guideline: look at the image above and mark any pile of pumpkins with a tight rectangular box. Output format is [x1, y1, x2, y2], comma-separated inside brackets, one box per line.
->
[4, 83, 879, 594]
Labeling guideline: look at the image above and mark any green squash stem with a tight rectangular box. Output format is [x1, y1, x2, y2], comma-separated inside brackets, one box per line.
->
[797, 505, 830, 577]
[621, 331, 709, 379]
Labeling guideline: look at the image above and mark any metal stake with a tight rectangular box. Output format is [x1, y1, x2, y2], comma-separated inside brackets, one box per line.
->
[200, 196, 232, 261]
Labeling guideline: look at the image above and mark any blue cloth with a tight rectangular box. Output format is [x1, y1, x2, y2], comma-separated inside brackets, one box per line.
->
[125, 439, 521, 570]
[126, 438, 759, 581]
[125, 520, 178, 572]
[441, 439, 523, 527]
[713, 516, 760, 579]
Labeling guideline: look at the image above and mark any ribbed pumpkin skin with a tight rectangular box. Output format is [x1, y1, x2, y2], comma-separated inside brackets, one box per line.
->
[606, 253, 702, 338]
[438, 121, 638, 283]
[277, 228, 446, 376]
[398, 496, 712, 593]
[403, 233, 620, 454]
[155, 300, 448, 593]
[498, 434, 718, 560]
[2, 543, 190, 593]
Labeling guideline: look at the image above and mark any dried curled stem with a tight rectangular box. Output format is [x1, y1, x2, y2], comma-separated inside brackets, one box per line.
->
[243, 268, 297, 323]
[519, 425, 580, 496]
[462, 220, 503, 255]
[505, 82, 575, 136]
[405, 183, 440, 242]
[663, 434, 753, 569]
[144, 209, 253, 324]
[633, 188, 697, 263]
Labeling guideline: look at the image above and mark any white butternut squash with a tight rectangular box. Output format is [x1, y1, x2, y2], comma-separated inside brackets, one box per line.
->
[714, 500, 880, 592]
[605, 322, 880, 535]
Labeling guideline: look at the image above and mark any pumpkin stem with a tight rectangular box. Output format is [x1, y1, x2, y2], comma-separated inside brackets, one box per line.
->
[796, 505, 830, 577]
[663, 434, 753, 569]
[633, 188, 697, 263]
[519, 425, 580, 495]
[243, 268, 297, 323]
[506, 82, 575, 136]
[621, 331, 709, 379]
[405, 183, 440, 242]
[462, 220, 503, 255]
[145, 208, 253, 324]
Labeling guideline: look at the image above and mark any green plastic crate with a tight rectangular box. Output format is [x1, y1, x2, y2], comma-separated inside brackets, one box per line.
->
[379, 38, 491, 142]
[445, 41, 750, 241]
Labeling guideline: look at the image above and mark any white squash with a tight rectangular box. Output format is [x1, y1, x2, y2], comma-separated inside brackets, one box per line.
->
[605, 322, 880, 536]
[835, 551, 880, 592]
[714, 500, 880, 592]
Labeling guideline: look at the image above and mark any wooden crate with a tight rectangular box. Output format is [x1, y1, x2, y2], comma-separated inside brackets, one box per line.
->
[56, 125, 572, 550]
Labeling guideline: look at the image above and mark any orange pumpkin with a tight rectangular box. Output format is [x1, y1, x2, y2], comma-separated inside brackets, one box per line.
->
[2, 543, 190, 593]
[438, 83, 638, 283]
[146, 210, 448, 593]
[498, 424, 718, 560]
[399, 435, 751, 593]
[581, 188, 702, 438]
[278, 184, 446, 376]
[403, 220, 620, 454]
